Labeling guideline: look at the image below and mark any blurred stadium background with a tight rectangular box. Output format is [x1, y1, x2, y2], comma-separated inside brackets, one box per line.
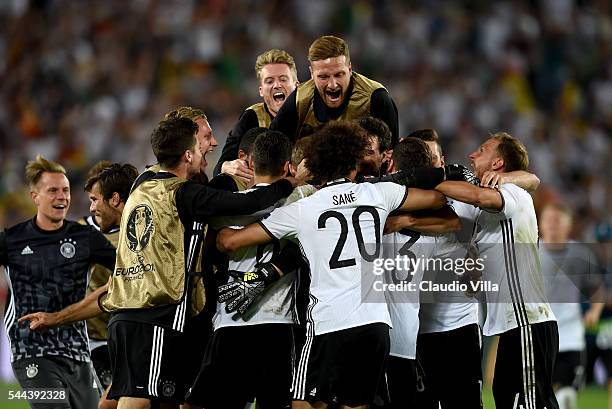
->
[0, 0, 610, 407]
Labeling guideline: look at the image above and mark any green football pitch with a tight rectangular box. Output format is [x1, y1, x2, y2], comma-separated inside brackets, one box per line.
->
[0, 383, 607, 408]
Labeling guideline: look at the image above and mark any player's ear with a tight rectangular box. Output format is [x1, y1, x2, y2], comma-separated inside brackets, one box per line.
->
[492, 157, 504, 172]
[387, 158, 396, 173]
[282, 161, 290, 177]
[289, 163, 297, 177]
[440, 155, 446, 167]
[309, 65, 313, 79]
[30, 190, 38, 204]
[238, 150, 248, 161]
[259, 85, 264, 98]
[110, 192, 121, 208]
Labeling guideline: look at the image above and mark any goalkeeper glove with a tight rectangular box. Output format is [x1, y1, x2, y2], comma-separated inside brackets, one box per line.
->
[217, 262, 281, 315]
[444, 164, 481, 186]
[357, 167, 445, 189]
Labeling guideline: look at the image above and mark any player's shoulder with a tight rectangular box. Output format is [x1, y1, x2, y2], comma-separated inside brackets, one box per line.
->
[500, 182, 530, 199]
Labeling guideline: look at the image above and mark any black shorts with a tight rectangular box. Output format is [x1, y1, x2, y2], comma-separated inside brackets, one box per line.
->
[554, 351, 585, 389]
[107, 320, 188, 404]
[493, 321, 559, 409]
[383, 356, 422, 409]
[90, 343, 112, 390]
[415, 323, 483, 409]
[186, 323, 294, 409]
[181, 311, 213, 388]
[13, 356, 99, 409]
[293, 322, 390, 407]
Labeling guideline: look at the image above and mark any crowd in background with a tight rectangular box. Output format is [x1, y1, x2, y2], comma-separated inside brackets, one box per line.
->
[2, 0, 612, 218]
[1, 0, 610, 240]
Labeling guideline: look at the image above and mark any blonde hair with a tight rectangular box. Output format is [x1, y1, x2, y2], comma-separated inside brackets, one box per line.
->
[25, 155, 66, 189]
[308, 35, 350, 64]
[254, 49, 298, 82]
[164, 106, 207, 122]
[491, 132, 529, 172]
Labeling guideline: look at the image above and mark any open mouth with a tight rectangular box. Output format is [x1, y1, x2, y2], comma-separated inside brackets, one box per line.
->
[52, 204, 67, 210]
[325, 89, 342, 101]
[273, 91, 286, 103]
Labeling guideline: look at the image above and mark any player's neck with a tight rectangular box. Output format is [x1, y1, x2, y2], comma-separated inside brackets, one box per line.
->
[253, 174, 282, 185]
[35, 214, 64, 231]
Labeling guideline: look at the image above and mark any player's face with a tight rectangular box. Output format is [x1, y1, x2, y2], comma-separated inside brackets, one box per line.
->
[259, 63, 298, 117]
[469, 138, 501, 179]
[88, 182, 120, 233]
[540, 207, 572, 243]
[424, 141, 444, 168]
[194, 117, 217, 172]
[32, 172, 70, 224]
[187, 136, 205, 179]
[310, 56, 352, 109]
[357, 136, 383, 177]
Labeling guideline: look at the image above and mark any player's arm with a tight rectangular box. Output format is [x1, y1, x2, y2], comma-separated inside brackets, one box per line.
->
[269, 90, 299, 140]
[384, 205, 460, 235]
[214, 109, 258, 179]
[216, 223, 274, 253]
[180, 178, 295, 220]
[398, 187, 447, 212]
[480, 170, 540, 192]
[19, 278, 110, 331]
[370, 88, 399, 146]
[435, 181, 503, 211]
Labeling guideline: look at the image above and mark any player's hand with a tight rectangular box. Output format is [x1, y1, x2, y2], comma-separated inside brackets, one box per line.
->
[217, 263, 281, 315]
[444, 164, 481, 186]
[221, 159, 254, 184]
[480, 171, 505, 189]
[18, 312, 60, 331]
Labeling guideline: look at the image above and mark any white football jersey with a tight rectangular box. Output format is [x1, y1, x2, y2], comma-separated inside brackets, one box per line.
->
[540, 241, 602, 351]
[384, 231, 435, 359]
[261, 179, 407, 335]
[418, 200, 479, 334]
[474, 184, 555, 336]
[210, 184, 316, 330]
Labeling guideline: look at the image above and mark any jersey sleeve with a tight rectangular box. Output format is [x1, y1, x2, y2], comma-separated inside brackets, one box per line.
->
[177, 179, 293, 221]
[89, 227, 116, 270]
[213, 109, 259, 176]
[259, 202, 300, 241]
[498, 183, 524, 218]
[373, 182, 408, 213]
[370, 88, 399, 147]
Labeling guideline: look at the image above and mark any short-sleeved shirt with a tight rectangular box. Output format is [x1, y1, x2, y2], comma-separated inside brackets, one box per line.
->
[260, 179, 407, 335]
[473, 184, 555, 336]
[0, 218, 115, 362]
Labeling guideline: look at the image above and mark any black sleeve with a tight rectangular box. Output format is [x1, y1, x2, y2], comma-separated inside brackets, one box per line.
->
[370, 88, 399, 147]
[269, 90, 299, 141]
[213, 109, 259, 176]
[88, 228, 116, 270]
[208, 174, 239, 192]
[177, 178, 294, 221]
[0, 231, 7, 266]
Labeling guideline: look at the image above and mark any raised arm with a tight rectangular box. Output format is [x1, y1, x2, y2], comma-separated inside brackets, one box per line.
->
[480, 170, 540, 192]
[435, 181, 503, 211]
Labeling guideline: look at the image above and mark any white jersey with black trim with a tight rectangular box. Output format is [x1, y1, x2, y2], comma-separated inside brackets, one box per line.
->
[210, 184, 316, 330]
[384, 231, 435, 359]
[261, 179, 407, 335]
[418, 200, 479, 334]
[474, 183, 555, 336]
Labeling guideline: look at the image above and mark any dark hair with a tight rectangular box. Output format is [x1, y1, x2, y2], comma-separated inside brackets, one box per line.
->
[151, 117, 198, 168]
[291, 136, 313, 165]
[408, 129, 442, 156]
[392, 137, 433, 170]
[491, 132, 529, 172]
[252, 131, 292, 177]
[357, 117, 391, 152]
[85, 163, 138, 202]
[304, 120, 368, 182]
[239, 127, 267, 157]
